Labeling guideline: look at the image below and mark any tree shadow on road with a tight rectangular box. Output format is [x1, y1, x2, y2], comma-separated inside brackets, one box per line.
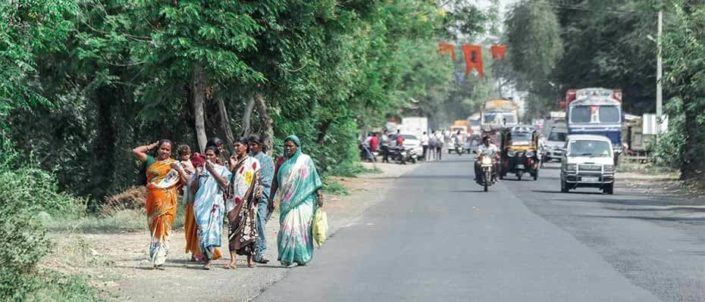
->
[532, 189, 604, 195]
[576, 214, 705, 225]
[450, 189, 491, 193]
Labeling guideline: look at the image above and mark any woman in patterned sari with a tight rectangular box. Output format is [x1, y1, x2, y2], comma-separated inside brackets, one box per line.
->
[271, 135, 323, 267]
[133, 140, 188, 269]
[192, 146, 230, 269]
[225, 137, 262, 269]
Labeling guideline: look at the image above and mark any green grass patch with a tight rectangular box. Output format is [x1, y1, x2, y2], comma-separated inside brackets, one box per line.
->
[47, 199, 187, 233]
[16, 271, 101, 302]
[617, 161, 679, 175]
[361, 165, 383, 174]
[322, 179, 349, 196]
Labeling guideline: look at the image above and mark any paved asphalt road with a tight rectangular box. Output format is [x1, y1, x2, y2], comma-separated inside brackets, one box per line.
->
[255, 157, 705, 302]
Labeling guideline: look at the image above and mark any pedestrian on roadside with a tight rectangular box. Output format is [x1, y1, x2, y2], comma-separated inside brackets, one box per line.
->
[435, 130, 444, 160]
[369, 133, 380, 153]
[177, 144, 202, 262]
[225, 137, 262, 269]
[420, 131, 429, 161]
[380, 130, 390, 163]
[132, 140, 189, 269]
[271, 135, 323, 267]
[191, 146, 229, 269]
[395, 129, 404, 147]
[206, 137, 231, 168]
[248, 135, 274, 264]
[429, 131, 438, 161]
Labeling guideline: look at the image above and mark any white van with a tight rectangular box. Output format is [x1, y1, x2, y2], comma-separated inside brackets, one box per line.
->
[541, 123, 567, 162]
[560, 135, 615, 194]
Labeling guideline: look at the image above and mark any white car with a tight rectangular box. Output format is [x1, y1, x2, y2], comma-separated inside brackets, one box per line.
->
[398, 133, 423, 157]
[541, 124, 567, 162]
[560, 135, 615, 194]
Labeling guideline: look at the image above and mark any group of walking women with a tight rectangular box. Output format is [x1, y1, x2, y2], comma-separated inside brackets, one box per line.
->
[132, 134, 323, 270]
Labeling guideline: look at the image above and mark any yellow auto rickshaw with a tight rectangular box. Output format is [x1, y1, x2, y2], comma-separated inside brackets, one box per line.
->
[499, 126, 540, 181]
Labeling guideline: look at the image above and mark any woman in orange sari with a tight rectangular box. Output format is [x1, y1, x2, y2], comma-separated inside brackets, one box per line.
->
[133, 140, 189, 269]
[177, 145, 202, 261]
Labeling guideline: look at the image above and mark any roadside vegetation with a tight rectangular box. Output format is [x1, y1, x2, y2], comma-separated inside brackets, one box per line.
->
[0, 138, 100, 301]
[0, 1, 487, 299]
[502, 0, 705, 185]
[6, 0, 705, 299]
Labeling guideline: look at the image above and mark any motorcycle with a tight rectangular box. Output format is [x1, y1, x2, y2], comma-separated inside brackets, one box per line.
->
[359, 143, 377, 162]
[478, 155, 496, 192]
[388, 146, 416, 164]
[454, 141, 465, 155]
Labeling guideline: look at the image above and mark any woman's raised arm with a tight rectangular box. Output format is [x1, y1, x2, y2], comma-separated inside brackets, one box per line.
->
[133, 141, 159, 162]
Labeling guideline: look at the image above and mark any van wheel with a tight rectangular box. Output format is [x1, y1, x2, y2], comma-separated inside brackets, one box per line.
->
[561, 180, 569, 193]
[604, 183, 614, 195]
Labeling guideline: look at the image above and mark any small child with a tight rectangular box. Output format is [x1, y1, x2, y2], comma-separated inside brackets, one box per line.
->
[178, 145, 203, 262]
[177, 145, 195, 174]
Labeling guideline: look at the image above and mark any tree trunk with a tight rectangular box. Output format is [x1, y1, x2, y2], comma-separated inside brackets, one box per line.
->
[192, 64, 207, 152]
[216, 96, 235, 148]
[317, 120, 332, 144]
[254, 93, 274, 154]
[241, 96, 256, 137]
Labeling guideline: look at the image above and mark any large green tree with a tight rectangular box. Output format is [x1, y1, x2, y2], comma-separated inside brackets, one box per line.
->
[663, 0, 705, 180]
[503, 0, 563, 117]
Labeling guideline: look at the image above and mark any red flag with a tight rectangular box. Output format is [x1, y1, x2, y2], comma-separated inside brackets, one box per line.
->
[490, 44, 506, 60]
[438, 42, 456, 61]
[462, 44, 484, 78]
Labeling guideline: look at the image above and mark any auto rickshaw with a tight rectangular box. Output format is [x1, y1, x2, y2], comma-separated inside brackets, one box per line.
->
[499, 126, 540, 180]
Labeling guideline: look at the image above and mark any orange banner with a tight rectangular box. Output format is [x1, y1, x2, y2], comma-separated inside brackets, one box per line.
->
[462, 44, 484, 78]
[438, 42, 456, 61]
[490, 44, 506, 60]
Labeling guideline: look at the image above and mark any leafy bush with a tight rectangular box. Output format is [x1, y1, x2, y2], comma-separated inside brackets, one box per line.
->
[651, 99, 685, 169]
[0, 137, 96, 301]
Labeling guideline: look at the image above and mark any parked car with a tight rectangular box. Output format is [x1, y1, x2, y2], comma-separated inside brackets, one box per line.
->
[560, 135, 615, 194]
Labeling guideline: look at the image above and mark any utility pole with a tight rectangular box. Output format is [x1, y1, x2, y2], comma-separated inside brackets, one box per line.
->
[656, 8, 663, 137]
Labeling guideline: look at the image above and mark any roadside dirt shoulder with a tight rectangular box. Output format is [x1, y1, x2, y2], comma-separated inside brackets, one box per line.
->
[42, 162, 418, 301]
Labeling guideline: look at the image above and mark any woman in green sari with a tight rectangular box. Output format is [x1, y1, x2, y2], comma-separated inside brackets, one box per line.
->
[271, 135, 323, 266]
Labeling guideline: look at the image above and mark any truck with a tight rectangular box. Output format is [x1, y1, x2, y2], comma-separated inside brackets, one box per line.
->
[481, 99, 519, 128]
[399, 116, 429, 138]
[564, 88, 623, 158]
[448, 120, 472, 154]
[449, 119, 470, 134]
[479, 99, 519, 144]
[468, 113, 481, 136]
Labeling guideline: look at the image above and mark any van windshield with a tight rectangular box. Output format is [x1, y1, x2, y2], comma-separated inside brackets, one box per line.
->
[548, 131, 566, 141]
[568, 140, 612, 157]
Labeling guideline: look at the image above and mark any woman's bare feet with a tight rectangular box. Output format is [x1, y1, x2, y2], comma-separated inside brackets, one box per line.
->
[223, 261, 237, 269]
[247, 256, 255, 268]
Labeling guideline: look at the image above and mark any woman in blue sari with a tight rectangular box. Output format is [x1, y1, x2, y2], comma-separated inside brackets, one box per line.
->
[271, 135, 323, 266]
[192, 146, 231, 269]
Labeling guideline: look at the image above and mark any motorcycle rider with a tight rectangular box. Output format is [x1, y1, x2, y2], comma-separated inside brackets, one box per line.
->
[474, 135, 499, 183]
[453, 130, 465, 153]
